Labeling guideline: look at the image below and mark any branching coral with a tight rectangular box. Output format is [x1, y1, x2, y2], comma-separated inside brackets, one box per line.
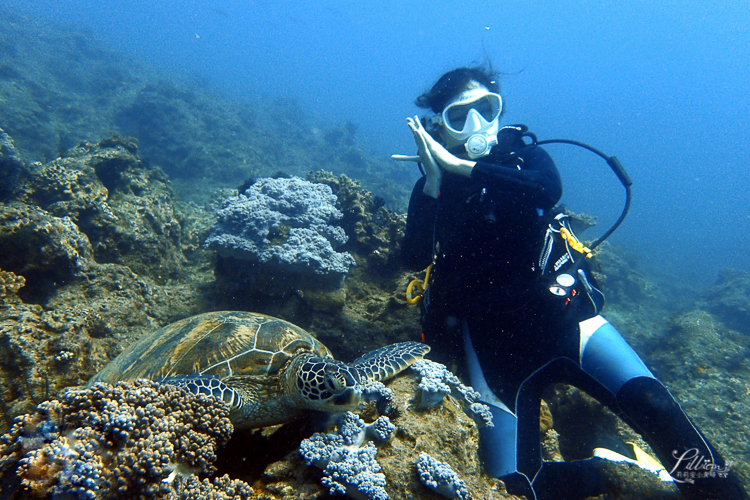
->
[416, 452, 471, 500]
[299, 411, 394, 500]
[411, 360, 493, 428]
[0, 380, 251, 499]
[362, 380, 397, 417]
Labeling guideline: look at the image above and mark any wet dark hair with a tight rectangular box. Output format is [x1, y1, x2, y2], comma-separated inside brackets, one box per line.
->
[415, 66, 500, 114]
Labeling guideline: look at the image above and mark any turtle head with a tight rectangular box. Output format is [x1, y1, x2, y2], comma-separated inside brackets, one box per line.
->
[295, 357, 362, 410]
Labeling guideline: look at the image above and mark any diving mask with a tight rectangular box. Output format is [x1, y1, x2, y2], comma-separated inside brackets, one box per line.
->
[440, 89, 502, 159]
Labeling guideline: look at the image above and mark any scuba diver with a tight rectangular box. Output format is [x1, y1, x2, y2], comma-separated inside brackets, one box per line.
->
[395, 66, 748, 500]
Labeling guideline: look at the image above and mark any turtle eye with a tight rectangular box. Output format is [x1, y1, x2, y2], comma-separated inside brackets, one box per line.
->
[324, 372, 346, 395]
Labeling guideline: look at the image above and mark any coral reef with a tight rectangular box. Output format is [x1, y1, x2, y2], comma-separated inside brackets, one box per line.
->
[172, 474, 254, 499]
[0, 202, 94, 300]
[205, 176, 356, 294]
[0, 135, 210, 430]
[8, 135, 186, 281]
[0, 10, 748, 499]
[641, 308, 750, 484]
[0, 269, 25, 304]
[0, 9, 412, 211]
[0, 380, 250, 499]
[366, 374, 508, 500]
[411, 359, 493, 428]
[0, 127, 27, 201]
[416, 452, 471, 500]
[299, 412, 394, 499]
[307, 171, 406, 271]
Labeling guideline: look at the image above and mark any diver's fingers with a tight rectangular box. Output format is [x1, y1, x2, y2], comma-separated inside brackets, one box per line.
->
[391, 155, 421, 162]
[412, 115, 424, 131]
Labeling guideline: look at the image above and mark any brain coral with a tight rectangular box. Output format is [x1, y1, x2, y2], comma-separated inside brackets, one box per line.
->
[205, 176, 356, 291]
[0, 380, 251, 499]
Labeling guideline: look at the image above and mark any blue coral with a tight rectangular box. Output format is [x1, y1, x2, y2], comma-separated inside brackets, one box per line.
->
[361, 380, 397, 416]
[0, 380, 241, 499]
[300, 411, 393, 500]
[411, 360, 493, 428]
[337, 412, 395, 447]
[322, 443, 388, 500]
[366, 416, 396, 443]
[204, 177, 355, 288]
[416, 452, 471, 500]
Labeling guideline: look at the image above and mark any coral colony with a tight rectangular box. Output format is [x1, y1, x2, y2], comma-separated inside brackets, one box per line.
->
[205, 177, 356, 289]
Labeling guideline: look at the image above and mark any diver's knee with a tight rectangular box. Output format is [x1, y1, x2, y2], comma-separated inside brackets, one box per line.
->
[616, 376, 675, 419]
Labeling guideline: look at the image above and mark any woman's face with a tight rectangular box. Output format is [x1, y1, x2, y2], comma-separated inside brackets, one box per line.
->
[438, 81, 489, 151]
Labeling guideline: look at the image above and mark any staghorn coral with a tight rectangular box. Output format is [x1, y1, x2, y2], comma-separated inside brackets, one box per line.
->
[0, 380, 249, 499]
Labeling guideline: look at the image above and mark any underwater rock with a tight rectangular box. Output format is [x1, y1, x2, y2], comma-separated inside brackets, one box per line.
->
[205, 176, 356, 295]
[8, 135, 188, 281]
[288, 373, 508, 500]
[0, 132, 210, 430]
[0, 260, 207, 432]
[0, 126, 28, 201]
[237, 367, 510, 500]
[0, 269, 25, 305]
[0, 202, 94, 301]
[644, 308, 750, 487]
[370, 374, 507, 500]
[699, 268, 750, 335]
[0, 380, 246, 499]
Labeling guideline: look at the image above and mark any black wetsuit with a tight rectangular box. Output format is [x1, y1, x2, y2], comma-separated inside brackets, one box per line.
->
[402, 126, 747, 500]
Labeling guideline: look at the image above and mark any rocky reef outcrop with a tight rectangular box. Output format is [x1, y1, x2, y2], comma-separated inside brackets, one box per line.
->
[0, 132, 209, 428]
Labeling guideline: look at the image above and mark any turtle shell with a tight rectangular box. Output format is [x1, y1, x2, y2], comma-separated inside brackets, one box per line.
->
[91, 311, 332, 384]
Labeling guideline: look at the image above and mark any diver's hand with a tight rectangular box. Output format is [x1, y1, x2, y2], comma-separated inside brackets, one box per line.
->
[406, 116, 442, 198]
[408, 116, 476, 178]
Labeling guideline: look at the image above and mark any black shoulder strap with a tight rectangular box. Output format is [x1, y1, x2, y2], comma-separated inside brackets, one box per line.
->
[495, 124, 528, 153]
[488, 124, 535, 167]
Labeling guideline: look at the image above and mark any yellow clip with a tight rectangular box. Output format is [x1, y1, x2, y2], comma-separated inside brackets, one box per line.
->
[559, 227, 592, 258]
[406, 264, 433, 305]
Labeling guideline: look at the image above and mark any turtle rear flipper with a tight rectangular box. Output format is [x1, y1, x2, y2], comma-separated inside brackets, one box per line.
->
[161, 375, 245, 409]
[350, 341, 430, 381]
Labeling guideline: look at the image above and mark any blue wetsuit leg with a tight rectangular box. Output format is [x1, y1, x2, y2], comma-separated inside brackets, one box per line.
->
[578, 315, 655, 393]
[462, 325, 519, 478]
[578, 316, 748, 499]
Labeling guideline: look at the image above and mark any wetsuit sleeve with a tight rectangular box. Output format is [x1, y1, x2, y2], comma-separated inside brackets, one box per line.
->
[402, 176, 437, 270]
[471, 145, 562, 210]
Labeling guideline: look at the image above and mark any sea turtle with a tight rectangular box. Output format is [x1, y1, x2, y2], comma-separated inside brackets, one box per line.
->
[89, 311, 429, 429]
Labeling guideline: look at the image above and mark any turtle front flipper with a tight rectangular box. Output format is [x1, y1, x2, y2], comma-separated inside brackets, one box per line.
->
[161, 375, 245, 409]
[350, 341, 431, 382]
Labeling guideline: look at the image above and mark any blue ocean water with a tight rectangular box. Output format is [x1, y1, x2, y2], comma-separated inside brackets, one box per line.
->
[7, 0, 749, 286]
